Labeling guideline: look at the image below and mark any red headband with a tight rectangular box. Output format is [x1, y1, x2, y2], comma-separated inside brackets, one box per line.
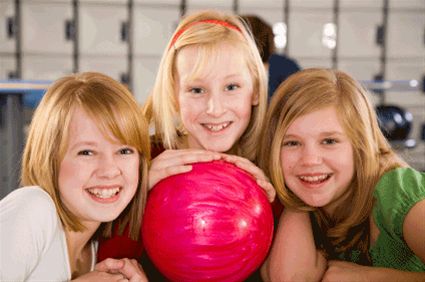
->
[169, 19, 242, 50]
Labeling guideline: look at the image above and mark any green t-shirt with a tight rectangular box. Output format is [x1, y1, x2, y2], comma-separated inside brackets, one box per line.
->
[370, 167, 425, 271]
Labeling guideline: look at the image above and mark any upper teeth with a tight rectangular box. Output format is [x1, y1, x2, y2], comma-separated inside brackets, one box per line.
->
[299, 175, 328, 182]
[87, 187, 120, 199]
[204, 122, 230, 132]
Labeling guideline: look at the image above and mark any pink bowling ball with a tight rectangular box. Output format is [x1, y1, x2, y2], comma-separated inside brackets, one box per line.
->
[142, 160, 274, 282]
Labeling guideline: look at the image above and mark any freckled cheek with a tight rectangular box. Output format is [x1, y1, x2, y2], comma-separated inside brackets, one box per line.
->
[280, 151, 298, 171]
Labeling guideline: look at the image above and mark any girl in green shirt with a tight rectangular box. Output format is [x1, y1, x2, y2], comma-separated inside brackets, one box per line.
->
[259, 68, 425, 281]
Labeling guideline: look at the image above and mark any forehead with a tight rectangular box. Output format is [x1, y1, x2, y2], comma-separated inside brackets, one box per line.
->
[67, 107, 99, 137]
[67, 106, 118, 144]
[175, 43, 250, 80]
[287, 107, 345, 134]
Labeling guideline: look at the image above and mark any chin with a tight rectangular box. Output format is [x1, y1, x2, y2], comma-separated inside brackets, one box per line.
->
[204, 144, 232, 153]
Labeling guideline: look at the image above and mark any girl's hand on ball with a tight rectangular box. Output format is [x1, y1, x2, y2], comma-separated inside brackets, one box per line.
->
[220, 154, 276, 202]
[149, 149, 221, 190]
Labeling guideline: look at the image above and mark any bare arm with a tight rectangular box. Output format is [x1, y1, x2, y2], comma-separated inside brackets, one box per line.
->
[262, 209, 326, 282]
[403, 199, 425, 263]
[323, 261, 425, 282]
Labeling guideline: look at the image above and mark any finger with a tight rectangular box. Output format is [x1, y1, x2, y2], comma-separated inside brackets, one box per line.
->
[104, 272, 128, 281]
[95, 258, 124, 272]
[257, 179, 276, 202]
[151, 165, 193, 180]
[149, 151, 222, 189]
[149, 165, 193, 189]
[118, 258, 148, 282]
[130, 259, 144, 272]
[157, 149, 220, 161]
[113, 272, 128, 282]
[155, 150, 221, 167]
[222, 155, 268, 182]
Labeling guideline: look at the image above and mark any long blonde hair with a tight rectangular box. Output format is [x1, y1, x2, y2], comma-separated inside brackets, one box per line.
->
[143, 9, 267, 161]
[21, 72, 150, 240]
[259, 68, 406, 261]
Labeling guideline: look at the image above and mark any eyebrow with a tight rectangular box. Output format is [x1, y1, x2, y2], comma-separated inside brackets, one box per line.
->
[186, 73, 244, 82]
[320, 131, 345, 136]
[283, 131, 345, 138]
[69, 141, 98, 150]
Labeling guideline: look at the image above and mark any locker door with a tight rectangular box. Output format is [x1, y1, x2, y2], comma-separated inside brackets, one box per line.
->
[289, 0, 333, 67]
[133, 56, 161, 103]
[79, 1, 128, 56]
[0, 0, 15, 54]
[21, 0, 73, 55]
[133, 5, 180, 56]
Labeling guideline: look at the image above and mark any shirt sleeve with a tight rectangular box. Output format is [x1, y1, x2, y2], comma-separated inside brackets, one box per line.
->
[0, 187, 60, 281]
[373, 167, 425, 239]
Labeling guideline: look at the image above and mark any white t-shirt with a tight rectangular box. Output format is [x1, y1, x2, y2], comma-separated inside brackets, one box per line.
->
[0, 186, 97, 281]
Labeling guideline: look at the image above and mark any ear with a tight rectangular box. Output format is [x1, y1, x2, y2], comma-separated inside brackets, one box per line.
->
[251, 92, 259, 106]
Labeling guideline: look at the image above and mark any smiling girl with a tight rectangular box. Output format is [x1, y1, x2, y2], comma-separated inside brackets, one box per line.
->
[0, 72, 149, 281]
[259, 68, 425, 281]
[98, 10, 277, 281]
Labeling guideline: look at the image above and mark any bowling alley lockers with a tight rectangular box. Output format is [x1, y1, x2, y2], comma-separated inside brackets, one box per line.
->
[0, 0, 424, 197]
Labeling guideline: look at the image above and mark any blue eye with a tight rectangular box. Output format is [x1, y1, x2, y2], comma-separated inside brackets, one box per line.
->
[78, 150, 93, 156]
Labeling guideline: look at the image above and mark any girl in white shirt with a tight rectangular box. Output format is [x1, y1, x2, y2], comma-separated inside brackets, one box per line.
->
[0, 72, 149, 281]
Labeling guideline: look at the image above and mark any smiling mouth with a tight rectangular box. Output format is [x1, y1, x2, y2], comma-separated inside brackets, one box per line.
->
[202, 122, 232, 132]
[86, 187, 121, 199]
[298, 174, 331, 184]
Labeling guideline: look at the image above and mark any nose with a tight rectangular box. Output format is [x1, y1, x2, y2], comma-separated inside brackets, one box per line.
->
[206, 92, 225, 117]
[301, 144, 322, 166]
[96, 154, 121, 179]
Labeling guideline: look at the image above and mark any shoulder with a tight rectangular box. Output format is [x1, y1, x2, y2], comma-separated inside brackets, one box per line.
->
[1, 186, 56, 217]
[373, 168, 425, 236]
[375, 167, 424, 198]
[0, 186, 60, 238]
[0, 187, 62, 279]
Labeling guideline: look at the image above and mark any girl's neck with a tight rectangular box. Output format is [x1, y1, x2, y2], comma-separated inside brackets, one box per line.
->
[65, 221, 99, 278]
[177, 135, 190, 149]
[323, 184, 352, 216]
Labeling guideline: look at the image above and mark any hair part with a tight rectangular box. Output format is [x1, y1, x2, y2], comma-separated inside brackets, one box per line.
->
[21, 72, 150, 240]
[259, 68, 407, 261]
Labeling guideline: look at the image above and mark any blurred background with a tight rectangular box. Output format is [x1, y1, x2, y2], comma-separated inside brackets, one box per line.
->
[0, 0, 424, 198]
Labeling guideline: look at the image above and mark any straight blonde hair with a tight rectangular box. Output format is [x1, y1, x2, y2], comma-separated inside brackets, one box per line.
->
[143, 9, 267, 161]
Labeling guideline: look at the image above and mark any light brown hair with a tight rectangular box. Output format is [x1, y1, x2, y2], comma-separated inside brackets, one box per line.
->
[259, 68, 406, 261]
[21, 72, 150, 240]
